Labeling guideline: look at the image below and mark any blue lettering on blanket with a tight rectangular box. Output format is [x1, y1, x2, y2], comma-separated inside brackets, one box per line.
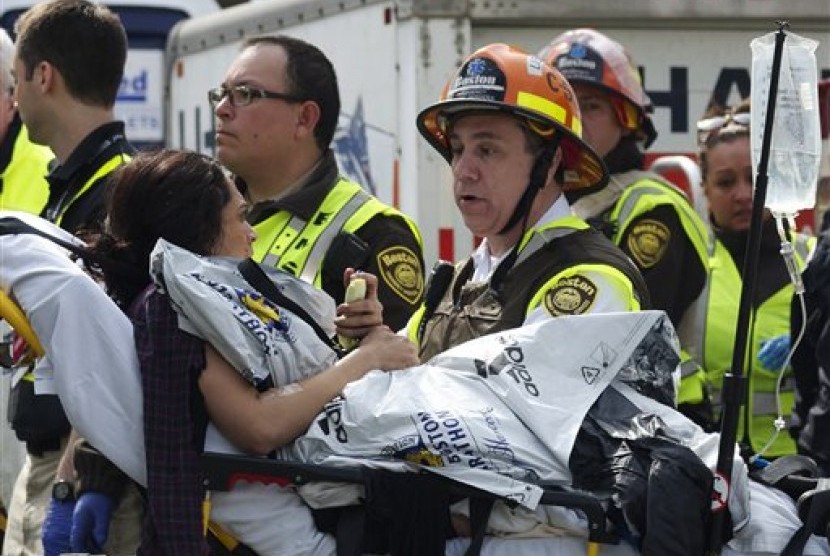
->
[189, 273, 296, 357]
[416, 410, 490, 469]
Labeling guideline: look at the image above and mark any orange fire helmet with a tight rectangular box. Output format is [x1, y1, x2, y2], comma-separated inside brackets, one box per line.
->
[416, 43, 608, 192]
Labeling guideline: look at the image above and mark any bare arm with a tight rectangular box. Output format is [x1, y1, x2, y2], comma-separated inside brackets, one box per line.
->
[55, 428, 82, 482]
[199, 325, 418, 454]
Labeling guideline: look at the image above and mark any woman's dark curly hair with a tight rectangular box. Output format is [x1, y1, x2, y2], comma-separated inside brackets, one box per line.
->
[88, 149, 232, 309]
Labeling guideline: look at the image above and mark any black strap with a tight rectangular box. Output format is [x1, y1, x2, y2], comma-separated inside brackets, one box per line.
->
[0, 216, 138, 278]
[417, 261, 455, 344]
[0, 216, 82, 253]
[464, 496, 495, 556]
[497, 137, 560, 236]
[334, 505, 366, 556]
[237, 258, 343, 357]
[781, 481, 830, 555]
[586, 216, 618, 240]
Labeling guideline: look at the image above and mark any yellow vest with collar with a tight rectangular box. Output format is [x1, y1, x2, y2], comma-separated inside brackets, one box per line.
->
[51, 154, 130, 227]
[252, 177, 422, 286]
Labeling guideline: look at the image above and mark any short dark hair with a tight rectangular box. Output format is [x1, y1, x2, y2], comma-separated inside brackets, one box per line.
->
[91, 150, 232, 307]
[15, 0, 127, 107]
[243, 35, 340, 151]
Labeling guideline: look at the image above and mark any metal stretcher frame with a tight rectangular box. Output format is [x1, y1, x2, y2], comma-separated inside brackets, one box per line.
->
[201, 451, 620, 554]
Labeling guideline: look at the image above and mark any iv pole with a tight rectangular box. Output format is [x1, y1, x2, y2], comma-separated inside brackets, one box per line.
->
[707, 21, 789, 554]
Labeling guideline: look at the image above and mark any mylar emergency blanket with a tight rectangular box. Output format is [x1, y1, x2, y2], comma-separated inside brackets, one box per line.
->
[150, 239, 339, 390]
[293, 311, 671, 508]
[0, 212, 146, 485]
[289, 311, 747, 522]
[152, 240, 759, 543]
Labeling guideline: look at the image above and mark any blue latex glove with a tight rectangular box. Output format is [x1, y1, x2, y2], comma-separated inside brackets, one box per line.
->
[42, 498, 74, 556]
[70, 491, 115, 553]
[758, 334, 791, 370]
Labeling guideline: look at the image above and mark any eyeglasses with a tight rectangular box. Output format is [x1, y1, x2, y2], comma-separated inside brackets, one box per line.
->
[207, 84, 305, 110]
[696, 112, 751, 147]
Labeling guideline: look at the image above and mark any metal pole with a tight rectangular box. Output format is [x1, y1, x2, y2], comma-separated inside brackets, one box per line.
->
[707, 21, 789, 553]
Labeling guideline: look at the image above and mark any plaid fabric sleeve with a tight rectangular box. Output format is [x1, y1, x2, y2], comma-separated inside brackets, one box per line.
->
[132, 289, 210, 555]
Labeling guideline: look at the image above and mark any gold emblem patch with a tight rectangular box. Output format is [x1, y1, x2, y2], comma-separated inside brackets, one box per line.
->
[627, 219, 670, 269]
[543, 275, 597, 316]
[377, 246, 424, 305]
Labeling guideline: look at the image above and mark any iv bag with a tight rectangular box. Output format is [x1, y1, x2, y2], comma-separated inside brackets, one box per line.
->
[750, 31, 821, 216]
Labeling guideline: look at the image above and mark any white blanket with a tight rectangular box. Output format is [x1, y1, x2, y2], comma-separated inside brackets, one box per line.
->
[0, 212, 146, 485]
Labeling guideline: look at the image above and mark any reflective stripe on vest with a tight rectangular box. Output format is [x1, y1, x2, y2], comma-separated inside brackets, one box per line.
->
[53, 154, 129, 227]
[610, 176, 710, 268]
[260, 191, 368, 280]
[711, 377, 796, 415]
[681, 230, 812, 455]
[517, 216, 642, 316]
[681, 230, 814, 367]
[680, 359, 700, 378]
[749, 376, 796, 414]
[253, 178, 421, 285]
[407, 219, 587, 347]
[514, 216, 589, 267]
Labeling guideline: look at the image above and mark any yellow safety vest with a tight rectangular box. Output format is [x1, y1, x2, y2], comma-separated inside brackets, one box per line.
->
[609, 175, 712, 402]
[0, 125, 52, 214]
[681, 231, 813, 456]
[52, 154, 130, 228]
[609, 176, 710, 269]
[252, 177, 422, 286]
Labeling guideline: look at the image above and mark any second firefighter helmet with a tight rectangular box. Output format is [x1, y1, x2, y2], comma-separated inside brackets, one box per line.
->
[416, 43, 608, 192]
[538, 29, 657, 148]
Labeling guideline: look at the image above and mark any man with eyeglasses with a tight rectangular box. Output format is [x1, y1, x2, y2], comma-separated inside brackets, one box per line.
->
[539, 29, 713, 426]
[211, 35, 425, 334]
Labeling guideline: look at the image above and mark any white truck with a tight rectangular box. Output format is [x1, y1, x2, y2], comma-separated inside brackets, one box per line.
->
[165, 0, 830, 265]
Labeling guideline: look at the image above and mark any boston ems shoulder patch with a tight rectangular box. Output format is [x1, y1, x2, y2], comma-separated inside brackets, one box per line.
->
[627, 219, 670, 269]
[543, 275, 598, 316]
[377, 246, 424, 305]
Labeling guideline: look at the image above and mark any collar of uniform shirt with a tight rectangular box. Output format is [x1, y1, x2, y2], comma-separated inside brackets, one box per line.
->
[471, 194, 571, 283]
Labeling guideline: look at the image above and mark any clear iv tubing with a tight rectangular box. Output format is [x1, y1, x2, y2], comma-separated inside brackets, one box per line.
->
[750, 213, 807, 462]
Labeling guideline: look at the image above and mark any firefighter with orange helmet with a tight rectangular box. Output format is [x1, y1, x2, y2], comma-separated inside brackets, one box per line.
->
[540, 30, 713, 424]
[406, 43, 651, 361]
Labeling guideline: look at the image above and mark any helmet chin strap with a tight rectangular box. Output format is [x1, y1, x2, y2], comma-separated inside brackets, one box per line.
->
[497, 136, 561, 235]
[490, 136, 561, 296]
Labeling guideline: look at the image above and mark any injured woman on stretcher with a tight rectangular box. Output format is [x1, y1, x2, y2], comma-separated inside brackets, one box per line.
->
[1, 210, 828, 556]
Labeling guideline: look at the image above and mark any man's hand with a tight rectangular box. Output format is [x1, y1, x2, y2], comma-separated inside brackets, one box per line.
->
[335, 269, 383, 348]
[71, 491, 115, 553]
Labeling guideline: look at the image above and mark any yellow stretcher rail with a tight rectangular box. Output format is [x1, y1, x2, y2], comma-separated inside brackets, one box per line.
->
[0, 290, 44, 357]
